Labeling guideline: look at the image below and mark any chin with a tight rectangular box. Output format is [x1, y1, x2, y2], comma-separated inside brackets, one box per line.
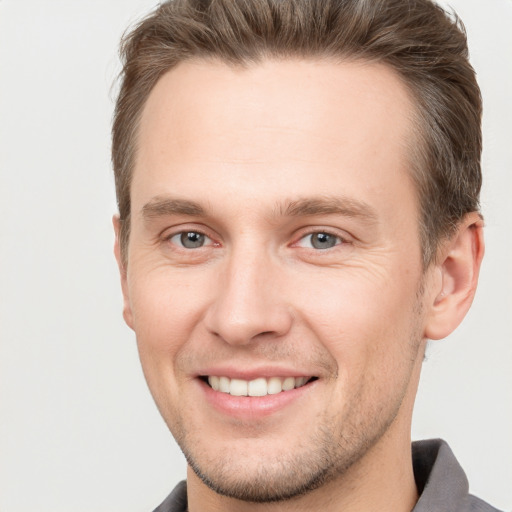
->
[186, 445, 336, 502]
[177, 418, 383, 503]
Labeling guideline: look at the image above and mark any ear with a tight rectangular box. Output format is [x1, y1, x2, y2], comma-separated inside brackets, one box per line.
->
[424, 212, 485, 340]
[113, 215, 134, 330]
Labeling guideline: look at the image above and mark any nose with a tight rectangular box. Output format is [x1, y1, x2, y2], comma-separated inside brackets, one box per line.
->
[203, 247, 293, 346]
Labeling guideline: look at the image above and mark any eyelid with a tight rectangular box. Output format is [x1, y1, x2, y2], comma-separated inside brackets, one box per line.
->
[161, 224, 220, 247]
[291, 227, 351, 247]
[296, 234, 342, 250]
[169, 231, 213, 248]
[159, 224, 352, 249]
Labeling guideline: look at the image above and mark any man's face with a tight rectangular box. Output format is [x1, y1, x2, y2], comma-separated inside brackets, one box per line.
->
[117, 59, 436, 501]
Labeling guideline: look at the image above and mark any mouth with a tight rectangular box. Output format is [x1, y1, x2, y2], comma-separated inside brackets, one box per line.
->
[201, 375, 318, 397]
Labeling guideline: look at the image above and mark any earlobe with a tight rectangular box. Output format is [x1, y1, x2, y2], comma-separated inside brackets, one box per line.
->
[424, 213, 485, 340]
[113, 215, 134, 330]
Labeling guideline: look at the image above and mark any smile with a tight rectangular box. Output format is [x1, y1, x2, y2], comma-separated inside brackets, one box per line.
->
[205, 376, 316, 397]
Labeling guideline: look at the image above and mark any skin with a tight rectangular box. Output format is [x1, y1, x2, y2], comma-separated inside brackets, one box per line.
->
[114, 59, 484, 512]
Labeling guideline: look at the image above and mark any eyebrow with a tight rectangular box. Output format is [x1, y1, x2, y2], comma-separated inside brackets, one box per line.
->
[142, 197, 206, 220]
[279, 196, 378, 224]
[141, 195, 378, 225]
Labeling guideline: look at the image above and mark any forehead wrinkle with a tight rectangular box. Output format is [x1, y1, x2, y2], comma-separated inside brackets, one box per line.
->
[275, 196, 379, 225]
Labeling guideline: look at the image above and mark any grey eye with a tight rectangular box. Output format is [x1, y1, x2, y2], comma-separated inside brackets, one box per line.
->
[308, 232, 340, 250]
[173, 231, 207, 249]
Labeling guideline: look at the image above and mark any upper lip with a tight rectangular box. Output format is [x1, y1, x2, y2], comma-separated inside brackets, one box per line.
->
[195, 365, 317, 380]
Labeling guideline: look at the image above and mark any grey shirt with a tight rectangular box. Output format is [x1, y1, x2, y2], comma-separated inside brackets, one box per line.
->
[153, 439, 503, 512]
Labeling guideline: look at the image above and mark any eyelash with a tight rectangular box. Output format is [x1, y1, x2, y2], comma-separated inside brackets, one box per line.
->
[165, 229, 216, 249]
[163, 228, 348, 251]
[293, 231, 346, 250]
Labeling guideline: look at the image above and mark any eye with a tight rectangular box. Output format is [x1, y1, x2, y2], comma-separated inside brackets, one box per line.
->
[296, 232, 343, 250]
[169, 231, 212, 249]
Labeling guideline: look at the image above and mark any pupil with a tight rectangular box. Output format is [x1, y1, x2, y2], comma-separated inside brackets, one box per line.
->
[181, 232, 205, 248]
[312, 233, 336, 249]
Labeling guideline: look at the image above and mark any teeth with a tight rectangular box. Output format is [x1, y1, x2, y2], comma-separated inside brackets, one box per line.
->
[267, 376, 282, 395]
[295, 377, 307, 388]
[219, 376, 230, 393]
[229, 378, 248, 396]
[282, 377, 295, 391]
[206, 376, 312, 396]
[209, 376, 220, 391]
[248, 378, 267, 397]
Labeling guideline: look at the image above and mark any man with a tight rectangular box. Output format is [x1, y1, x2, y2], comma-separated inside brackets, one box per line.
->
[111, 0, 500, 511]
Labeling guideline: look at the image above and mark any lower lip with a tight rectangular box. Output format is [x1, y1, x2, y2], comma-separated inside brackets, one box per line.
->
[198, 378, 317, 420]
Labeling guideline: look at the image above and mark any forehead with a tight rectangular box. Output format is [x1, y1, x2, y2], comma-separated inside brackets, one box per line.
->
[133, 58, 417, 219]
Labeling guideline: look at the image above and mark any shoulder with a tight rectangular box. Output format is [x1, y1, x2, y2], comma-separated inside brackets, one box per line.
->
[152, 480, 188, 512]
[465, 494, 504, 512]
[412, 439, 504, 512]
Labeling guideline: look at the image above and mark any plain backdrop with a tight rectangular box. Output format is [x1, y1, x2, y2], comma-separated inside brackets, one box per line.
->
[0, 1, 510, 511]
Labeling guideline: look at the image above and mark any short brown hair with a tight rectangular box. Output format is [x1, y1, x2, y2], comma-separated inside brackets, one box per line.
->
[112, 0, 482, 267]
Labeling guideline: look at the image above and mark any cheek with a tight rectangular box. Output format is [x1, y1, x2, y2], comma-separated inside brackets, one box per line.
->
[297, 271, 407, 329]
[127, 269, 211, 385]
[127, 272, 203, 422]
[293, 266, 422, 368]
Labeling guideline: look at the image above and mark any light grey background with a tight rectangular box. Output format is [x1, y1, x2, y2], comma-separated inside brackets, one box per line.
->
[0, 1, 510, 511]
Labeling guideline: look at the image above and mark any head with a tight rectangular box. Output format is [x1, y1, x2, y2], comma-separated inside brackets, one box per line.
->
[112, 0, 484, 506]
[113, 0, 482, 270]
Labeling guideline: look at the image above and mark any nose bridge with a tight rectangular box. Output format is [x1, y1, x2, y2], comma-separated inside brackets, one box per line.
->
[204, 240, 291, 345]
